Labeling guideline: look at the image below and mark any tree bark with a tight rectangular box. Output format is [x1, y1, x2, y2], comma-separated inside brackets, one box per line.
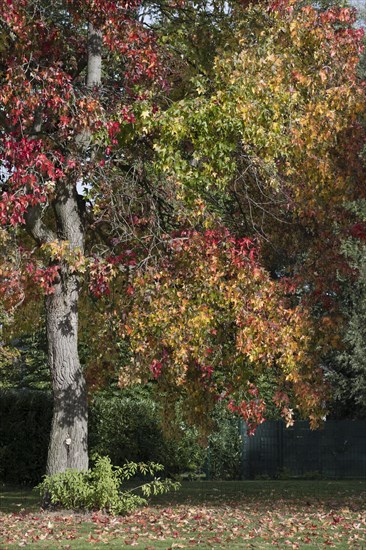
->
[87, 23, 102, 88]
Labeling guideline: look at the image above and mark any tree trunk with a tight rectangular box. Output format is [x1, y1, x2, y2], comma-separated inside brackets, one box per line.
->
[46, 181, 87, 475]
[46, 269, 88, 474]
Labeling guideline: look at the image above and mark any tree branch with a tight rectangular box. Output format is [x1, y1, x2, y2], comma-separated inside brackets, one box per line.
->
[24, 204, 57, 245]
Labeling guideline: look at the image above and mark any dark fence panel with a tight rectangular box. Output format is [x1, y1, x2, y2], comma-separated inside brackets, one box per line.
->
[240, 420, 366, 479]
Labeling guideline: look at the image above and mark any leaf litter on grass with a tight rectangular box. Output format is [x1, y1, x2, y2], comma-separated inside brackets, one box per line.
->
[0, 485, 365, 548]
[1, 506, 365, 548]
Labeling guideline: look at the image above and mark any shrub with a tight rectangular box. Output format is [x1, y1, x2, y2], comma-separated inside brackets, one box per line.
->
[89, 388, 206, 475]
[207, 403, 242, 480]
[37, 455, 179, 515]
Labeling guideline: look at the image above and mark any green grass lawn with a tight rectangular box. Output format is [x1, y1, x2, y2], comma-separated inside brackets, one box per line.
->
[1, 480, 365, 548]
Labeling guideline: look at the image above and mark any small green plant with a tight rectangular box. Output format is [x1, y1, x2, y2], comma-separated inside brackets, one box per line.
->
[37, 455, 179, 515]
[277, 467, 292, 480]
[302, 470, 323, 480]
[254, 473, 272, 480]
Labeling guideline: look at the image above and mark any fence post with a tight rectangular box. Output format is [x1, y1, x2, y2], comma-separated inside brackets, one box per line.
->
[240, 420, 251, 479]
[277, 421, 284, 476]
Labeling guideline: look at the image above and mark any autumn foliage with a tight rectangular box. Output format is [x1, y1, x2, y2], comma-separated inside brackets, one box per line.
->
[0, 0, 160, 238]
[124, 227, 327, 432]
[155, 1, 364, 216]
[0, 0, 365, 452]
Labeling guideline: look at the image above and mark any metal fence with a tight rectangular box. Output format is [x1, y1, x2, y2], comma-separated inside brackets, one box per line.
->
[239, 420, 366, 479]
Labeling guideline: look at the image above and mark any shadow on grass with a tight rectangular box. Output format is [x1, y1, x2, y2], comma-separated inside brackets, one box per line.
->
[1, 479, 365, 514]
[151, 479, 366, 510]
[0, 486, 40, 514]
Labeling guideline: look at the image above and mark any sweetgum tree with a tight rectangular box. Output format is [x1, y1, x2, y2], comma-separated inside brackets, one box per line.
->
[1, 0, 364, 475]
[0, 0, 164, 474]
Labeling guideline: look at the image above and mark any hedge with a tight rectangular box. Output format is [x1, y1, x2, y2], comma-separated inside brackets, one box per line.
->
[0, 389, 241, 485]
[0, 390, 52, 485]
